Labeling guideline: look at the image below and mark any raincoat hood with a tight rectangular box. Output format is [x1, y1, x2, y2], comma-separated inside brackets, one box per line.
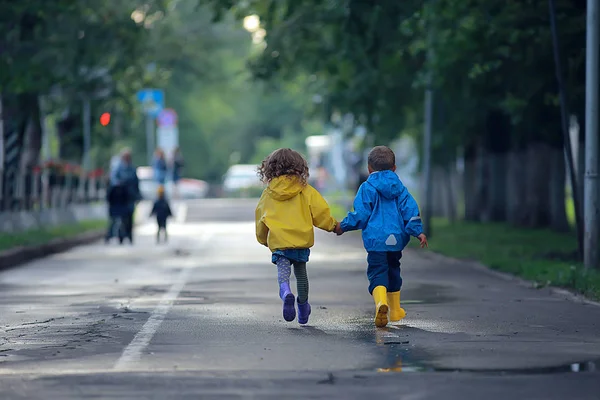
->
[366, 170, 403, 200]
[266, 176, 305, 201]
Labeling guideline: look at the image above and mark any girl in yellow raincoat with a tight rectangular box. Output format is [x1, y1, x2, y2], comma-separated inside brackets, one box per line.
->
[255, 148, 339, 324]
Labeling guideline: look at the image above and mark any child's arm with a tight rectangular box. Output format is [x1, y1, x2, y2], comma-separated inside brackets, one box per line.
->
[149, 203, 157, 217]
[166, 203, 173, 218]
[308, 187, 337, 232]
[255, 192, 269, 246]
[339, 184, 373, 233]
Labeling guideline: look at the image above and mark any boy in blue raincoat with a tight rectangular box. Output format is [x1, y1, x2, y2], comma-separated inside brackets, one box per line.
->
[335, 146, 428, 327]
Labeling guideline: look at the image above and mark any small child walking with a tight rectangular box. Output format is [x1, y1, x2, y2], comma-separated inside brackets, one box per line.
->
[336, 146, 428, 327]
[255, 148, 339, 324]
[150, 185, 173, 243]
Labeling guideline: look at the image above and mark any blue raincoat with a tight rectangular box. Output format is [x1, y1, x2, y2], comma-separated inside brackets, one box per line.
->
[340, 170, 423, 252]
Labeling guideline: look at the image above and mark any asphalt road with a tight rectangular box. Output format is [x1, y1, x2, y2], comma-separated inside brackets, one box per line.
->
[0, 199, 599, 399]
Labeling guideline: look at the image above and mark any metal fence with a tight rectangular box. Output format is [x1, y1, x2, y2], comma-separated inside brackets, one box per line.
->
[0, 165, 106, 212]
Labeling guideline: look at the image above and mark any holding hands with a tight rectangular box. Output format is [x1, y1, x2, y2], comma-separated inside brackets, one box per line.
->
[418, 233, 428, 248]
[332, 221, 428, 249]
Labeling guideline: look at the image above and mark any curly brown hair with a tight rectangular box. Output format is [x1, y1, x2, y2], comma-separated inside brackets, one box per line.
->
[257, 148, 309, 184]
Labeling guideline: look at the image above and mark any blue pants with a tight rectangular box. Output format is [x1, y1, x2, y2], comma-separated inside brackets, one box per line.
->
[367, 251, 403, 294]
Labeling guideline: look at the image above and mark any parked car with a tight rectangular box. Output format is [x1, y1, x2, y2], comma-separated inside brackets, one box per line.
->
[177, 178, 209, 199]
[222, 164, 263, 197]
[137, 166, 208, 200]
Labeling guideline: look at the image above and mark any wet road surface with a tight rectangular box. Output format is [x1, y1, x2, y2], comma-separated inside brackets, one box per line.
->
[0, 199, 599, 399]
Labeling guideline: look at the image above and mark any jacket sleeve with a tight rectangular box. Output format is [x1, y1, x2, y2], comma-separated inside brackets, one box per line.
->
[255, 192, 269, 246]
[150, 202, 157, 216]
[308, 187, 337, 232]
[340, 183, 373, 232]
[397, 183, 423, 237]
[166, 203, 173, 217]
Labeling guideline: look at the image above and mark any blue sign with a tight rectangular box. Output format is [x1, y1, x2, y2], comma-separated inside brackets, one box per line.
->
[157, 108, 177, 128]
[136, 89, 164, 117]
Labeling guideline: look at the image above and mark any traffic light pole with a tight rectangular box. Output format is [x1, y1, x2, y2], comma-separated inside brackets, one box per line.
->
[584, 0, 599, 269]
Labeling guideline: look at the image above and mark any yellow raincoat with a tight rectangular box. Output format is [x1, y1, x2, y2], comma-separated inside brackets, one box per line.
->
[255, 175, 337, 251]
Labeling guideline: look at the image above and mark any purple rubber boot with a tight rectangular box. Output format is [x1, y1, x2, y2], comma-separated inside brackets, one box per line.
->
[279, 282, 296, 322]
[297, 301, 311, 325]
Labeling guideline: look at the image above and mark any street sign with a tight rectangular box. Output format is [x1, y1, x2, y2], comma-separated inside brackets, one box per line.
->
[157, 108, 177, 128]
[136, 89, 164, 117]
[157, 126, 179, 155]
[157, 109, 179, 156]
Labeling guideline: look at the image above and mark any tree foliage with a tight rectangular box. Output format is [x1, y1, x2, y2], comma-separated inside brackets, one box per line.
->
[203, 0, 587, 234]
[1, 0, 322, 182]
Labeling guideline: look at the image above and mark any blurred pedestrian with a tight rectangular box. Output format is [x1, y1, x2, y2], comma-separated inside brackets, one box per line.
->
[110, 148, 141, 244]
[152, 148, 168, 186]
[255, 148, 339, 325]
[105, 182, 129, 243]
[335, 146, 428, 327]
[171, 147, 184, 199]
[149, 185, 173, 243]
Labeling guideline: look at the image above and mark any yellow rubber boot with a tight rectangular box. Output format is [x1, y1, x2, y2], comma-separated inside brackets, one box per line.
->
[372, 286, 389, 327]
[387, 291, 406, 322]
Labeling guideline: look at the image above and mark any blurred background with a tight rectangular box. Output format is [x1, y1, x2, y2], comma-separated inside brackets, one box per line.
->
[0, 0, 598, 272]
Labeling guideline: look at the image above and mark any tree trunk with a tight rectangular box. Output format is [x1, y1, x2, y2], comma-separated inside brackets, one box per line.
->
[474, 141, 489, 222]
[523, 142, 552, 228]
[19, 93, 42, 170]
[548, 146, 569, 232]
[57, 112, 83, 162]
[487, 152, 508, 221]
[2, 94, 27, 210]
[484, 110, 510, 222]
[506, 147, 527, 226]
[444, 165, 457, 222]
[463, 142, 478, 221]
[431, 166, 445, 217]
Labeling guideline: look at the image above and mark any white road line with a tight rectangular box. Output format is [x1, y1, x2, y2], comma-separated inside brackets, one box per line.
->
[113, 233, 211, 371]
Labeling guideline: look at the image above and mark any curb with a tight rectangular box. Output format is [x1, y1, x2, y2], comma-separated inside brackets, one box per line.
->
[0, 229, 105, 271]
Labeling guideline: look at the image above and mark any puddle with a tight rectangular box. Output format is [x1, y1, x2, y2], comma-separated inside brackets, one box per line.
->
[373, 335, 600, 374]
[373, 346, 600, 375]
[428, 360, 600, 375]
[360, 315, 600, 375]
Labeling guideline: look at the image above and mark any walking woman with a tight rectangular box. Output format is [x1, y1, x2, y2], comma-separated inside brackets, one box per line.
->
[109, 148, 141, 244]
[152, 148, 168, 186]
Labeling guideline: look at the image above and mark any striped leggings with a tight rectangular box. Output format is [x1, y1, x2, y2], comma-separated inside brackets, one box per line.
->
[276, 257, 309, 303]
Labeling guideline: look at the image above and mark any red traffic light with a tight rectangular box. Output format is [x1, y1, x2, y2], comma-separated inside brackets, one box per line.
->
[100, 112, 111, 126]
